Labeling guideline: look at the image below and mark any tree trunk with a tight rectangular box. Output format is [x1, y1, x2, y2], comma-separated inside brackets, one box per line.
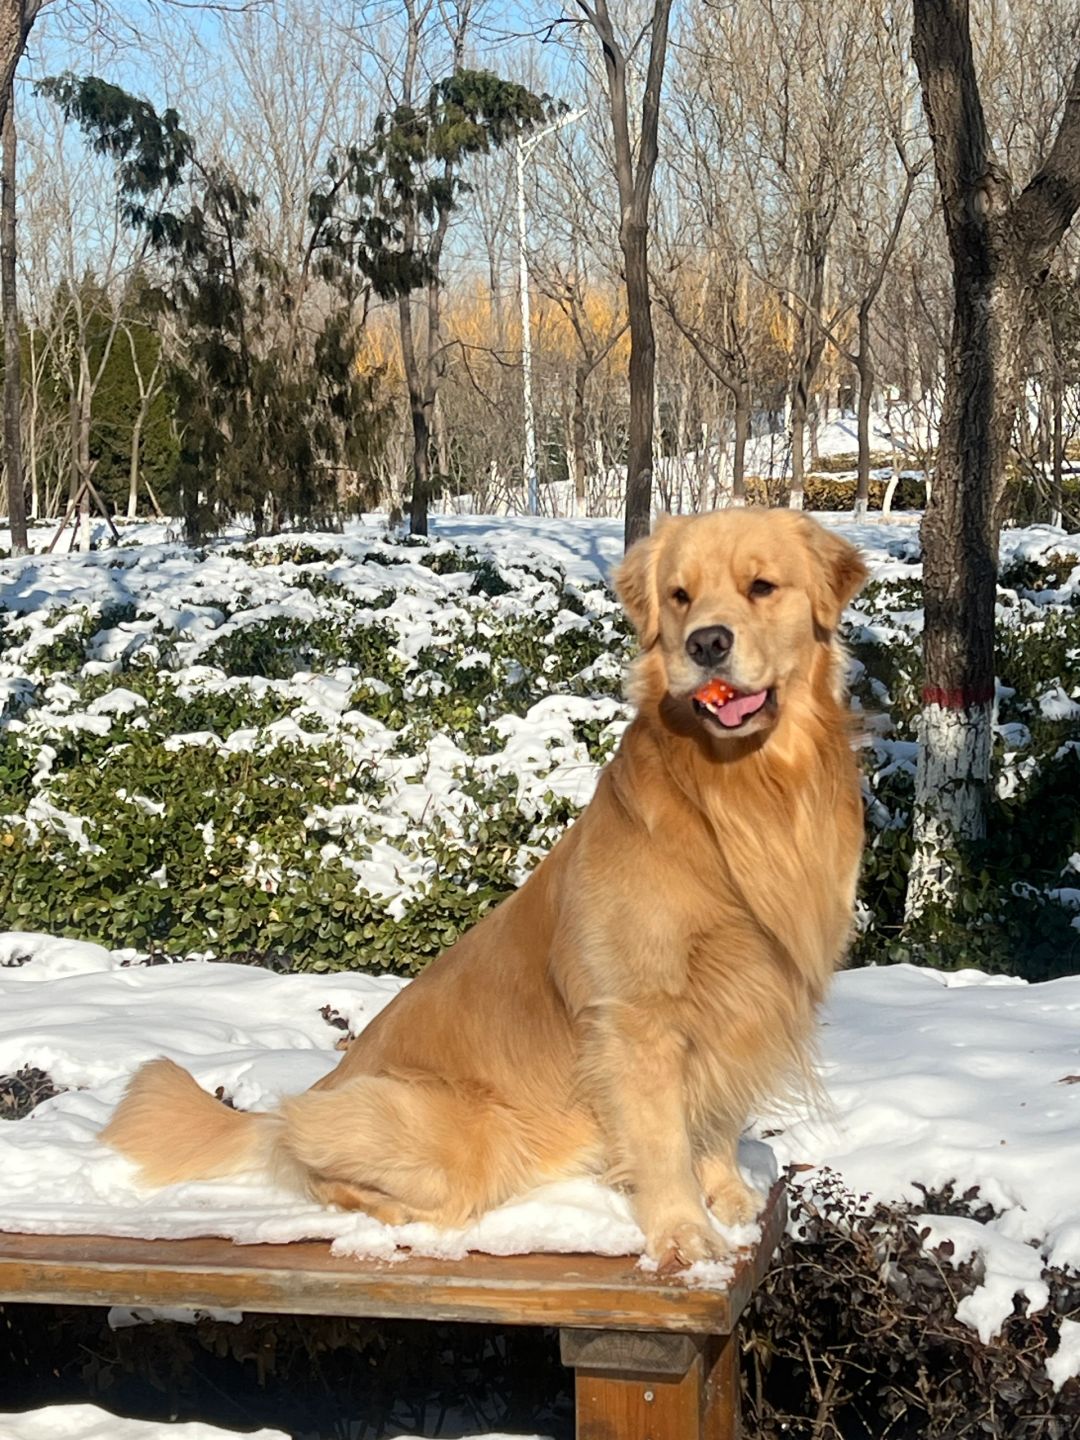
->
[577, 0, 671, 550]
[572, 361, 588, 512]
[854, 306, 874, 522]
[1, 75, 24, 553]
[77, 487, 90, 551]
[1051, 372, 1063, 527]
[622, 218, 656, 541]
[1049, 309, 1065, 526]
[68, 385, 80, 505]
[731, 387, 748, 506]
[904, 270, 1022, 916]
[398, 293, 430, 537]
[27, 331, 38, 518]
[0, 0, 39, 138]
[78, 374, 92, 492]
[431, 388, 450, 513]
[789, 387, 806, 510]
[786, 237, 828, 512]
[407, 394, 431, 537]
[788, 314, 825, 511]
[127, 411, 143, 519]
[907, 1, 1080, 919]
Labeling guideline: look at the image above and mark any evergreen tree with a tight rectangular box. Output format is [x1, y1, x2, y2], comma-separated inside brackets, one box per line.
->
[312, 70, 560, 534]
[38, 74, 385, 539]
[40, 68, 557, 538]
[89, 281, 174, 514]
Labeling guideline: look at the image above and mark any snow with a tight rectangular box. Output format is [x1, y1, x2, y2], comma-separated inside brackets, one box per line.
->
[1, 936, 1078, 1367]
[0, 935, 767, 1267]
[1048, 1319, 1080, 1392]
[739, 408, 935, 480]
[763, 964, 1080, 1354]
[0, 1416, 558, 1440]
[0, 1412, 545, 1440]
[0, 1411, 288, 1440]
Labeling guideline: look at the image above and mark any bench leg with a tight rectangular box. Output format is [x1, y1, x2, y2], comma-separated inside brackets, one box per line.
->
[560, 1328, 739, 1440]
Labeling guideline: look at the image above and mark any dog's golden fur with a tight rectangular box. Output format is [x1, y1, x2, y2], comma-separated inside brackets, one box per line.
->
[103, 509, 867, 1269]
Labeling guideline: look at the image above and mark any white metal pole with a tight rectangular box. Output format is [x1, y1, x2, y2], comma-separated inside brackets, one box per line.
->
[516, 109, 586, 518]
[517, 134, 538, 517]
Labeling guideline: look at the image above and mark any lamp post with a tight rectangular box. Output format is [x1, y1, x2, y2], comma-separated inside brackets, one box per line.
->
[516, 108, 586, 516]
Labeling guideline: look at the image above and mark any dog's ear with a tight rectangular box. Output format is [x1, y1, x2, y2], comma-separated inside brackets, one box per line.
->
[614, 518, 678, 646]
[803, 522, 868, 631]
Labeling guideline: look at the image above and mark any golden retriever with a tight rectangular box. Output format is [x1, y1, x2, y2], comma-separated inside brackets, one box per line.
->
[103, 509, 867, 1270]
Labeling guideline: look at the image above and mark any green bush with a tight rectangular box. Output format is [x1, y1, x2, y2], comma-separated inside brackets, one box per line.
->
[202, 614, 398, 681]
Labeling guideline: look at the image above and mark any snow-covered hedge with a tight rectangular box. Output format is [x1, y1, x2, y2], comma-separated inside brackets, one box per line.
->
[0, 530, 628, 973]
[745, 1171, 1079, 1437]
[1, 518, 1079, 978]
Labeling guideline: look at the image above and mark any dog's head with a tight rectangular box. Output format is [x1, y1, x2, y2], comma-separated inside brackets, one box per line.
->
[614, 509, 867, 742]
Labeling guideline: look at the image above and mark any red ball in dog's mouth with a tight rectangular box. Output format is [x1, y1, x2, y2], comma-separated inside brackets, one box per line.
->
[692, 677, 770, 729]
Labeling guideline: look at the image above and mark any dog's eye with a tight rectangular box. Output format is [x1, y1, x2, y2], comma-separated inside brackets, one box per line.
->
[749, 579, 777, 599]
[671, 587, 691, 606]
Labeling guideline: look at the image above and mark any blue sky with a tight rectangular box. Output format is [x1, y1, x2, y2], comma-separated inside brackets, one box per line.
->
[21, 0, 586, 115]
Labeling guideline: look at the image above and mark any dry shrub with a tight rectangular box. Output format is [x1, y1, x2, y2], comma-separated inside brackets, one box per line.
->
[743, 1169, 1080, 1439]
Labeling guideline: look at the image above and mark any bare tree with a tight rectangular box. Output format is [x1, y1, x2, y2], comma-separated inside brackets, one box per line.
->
[905, 0, 1080, 917]
[15, 98, 77, 519]
[0, 0, 45, 551]
[654, 267, 753, 504]
[699, 0, 866, 507]
[2, 77, 24, 549]
[122, 317, 166, 518]
[574, 0, 672, 548]
[825, 155, 924, 518]
[0, 0, 42, 134]
[656, 36, 759, 505]
[529, 126, 626, 514]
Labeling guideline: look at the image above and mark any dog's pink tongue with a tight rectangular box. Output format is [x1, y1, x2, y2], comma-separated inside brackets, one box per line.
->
[715, 689, 768, 728]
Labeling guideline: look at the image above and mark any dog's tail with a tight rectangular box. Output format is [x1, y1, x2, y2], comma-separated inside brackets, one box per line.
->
[100, 1058, 281, 1187]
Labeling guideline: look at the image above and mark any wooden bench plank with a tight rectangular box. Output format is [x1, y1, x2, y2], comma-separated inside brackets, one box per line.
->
[0, 1180, 785, 1335]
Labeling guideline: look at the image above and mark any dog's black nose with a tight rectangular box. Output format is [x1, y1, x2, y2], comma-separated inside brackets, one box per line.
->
[686, 625, 734, 667]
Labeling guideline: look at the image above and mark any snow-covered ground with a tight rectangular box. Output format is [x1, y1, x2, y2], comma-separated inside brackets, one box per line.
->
[0, 1410, 538, 1440]
[1, 510, 1080, 1408]
[738, 408, 934, 480]
[0, 1409, 288, 1440]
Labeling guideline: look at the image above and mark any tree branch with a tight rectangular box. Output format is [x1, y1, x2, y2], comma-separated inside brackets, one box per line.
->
[634, 1, 673, 214]
[1013, 54, 1080, 272]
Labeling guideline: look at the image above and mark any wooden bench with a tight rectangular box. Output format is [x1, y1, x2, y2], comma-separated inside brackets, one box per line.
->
[0, 1181, 786, 1440]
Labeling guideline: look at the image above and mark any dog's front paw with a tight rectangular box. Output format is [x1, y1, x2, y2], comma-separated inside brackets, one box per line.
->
[705, 1174, 761, 1226]
[647, 1220, 724, 1275]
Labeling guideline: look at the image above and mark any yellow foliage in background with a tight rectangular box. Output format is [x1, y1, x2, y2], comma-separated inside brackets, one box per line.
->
[353, 280, 631, 385]
[353, 269, 855, 398]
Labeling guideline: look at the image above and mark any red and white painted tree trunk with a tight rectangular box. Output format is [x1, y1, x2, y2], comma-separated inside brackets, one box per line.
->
[906, 0, 1080, 918]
